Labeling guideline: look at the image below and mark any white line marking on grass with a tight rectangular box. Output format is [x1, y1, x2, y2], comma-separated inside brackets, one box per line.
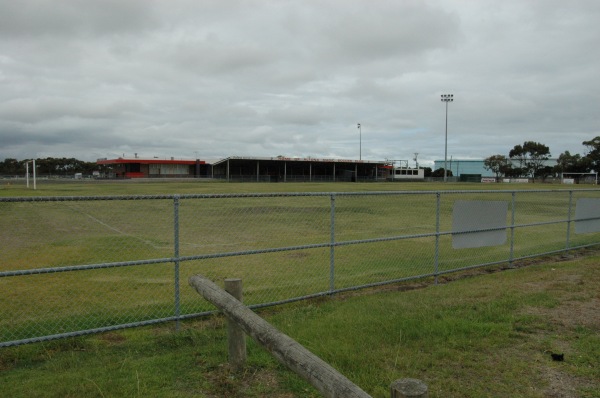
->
[62, 203, 164, 250]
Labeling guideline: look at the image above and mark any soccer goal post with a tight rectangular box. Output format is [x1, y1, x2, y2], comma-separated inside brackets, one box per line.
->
[25, 159, 37, 190]
[560, 172, 598, 185]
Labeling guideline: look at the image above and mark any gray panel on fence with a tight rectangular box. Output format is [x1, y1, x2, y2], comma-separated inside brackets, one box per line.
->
[452, 200, 508, 249]
[575, 198, 600, 234]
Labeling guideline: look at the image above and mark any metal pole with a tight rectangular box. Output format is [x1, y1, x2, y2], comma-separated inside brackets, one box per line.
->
[509, 191, 516, 267]
[357, 123, 361, 161]
[441, 94, 453, 182]
[566, 190, 573, 252]
[434, 192, 440, 284]
[444, 101, 448, 182]
[333, 162, 335, 182]
[32, 159, 36, 190]
[329, 194, 336, 293]
[173, 195, 181, 330]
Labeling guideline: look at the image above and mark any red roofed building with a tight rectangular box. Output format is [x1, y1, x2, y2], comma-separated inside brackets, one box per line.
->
[96, 157, 208, 178]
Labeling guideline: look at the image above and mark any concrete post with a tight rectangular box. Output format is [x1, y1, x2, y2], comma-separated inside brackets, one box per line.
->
[390, 378, 428, 398]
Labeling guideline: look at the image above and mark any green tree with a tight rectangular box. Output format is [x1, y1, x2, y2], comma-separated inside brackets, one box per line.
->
[483, 155, 509, 180]
[582, 136, 600, 172]
[432, 168, 452, 178]
[508, 144, 526, 172]
[35, 157, 89, 176]
[505, 166, 524, 178]
[555, 151, 592, 174]
[0, 158, 24, 174]
[509, 141, 550, 181]
[538, 166, 554, 181]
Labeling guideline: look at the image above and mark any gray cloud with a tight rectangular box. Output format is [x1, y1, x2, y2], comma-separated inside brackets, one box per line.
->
[0, 0, 599, 165]
[0, 0, 158, 38]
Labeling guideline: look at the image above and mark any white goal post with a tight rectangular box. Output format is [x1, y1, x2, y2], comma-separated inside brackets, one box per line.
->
[560, 172, 598, 185]
[25, 159, 37, 190]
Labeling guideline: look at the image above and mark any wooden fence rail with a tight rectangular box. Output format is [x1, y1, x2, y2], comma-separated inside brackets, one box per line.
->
[189, 274, 371, 398]
[189, 275, 428, 398]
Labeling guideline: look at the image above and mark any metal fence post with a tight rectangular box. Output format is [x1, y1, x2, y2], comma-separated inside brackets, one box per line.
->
[329, 194, 336, 293]
[566, 190, 573, 252]
[174, 195, 181, 331]
[434, 192, 440, 284]
[509, 191, 516, 267]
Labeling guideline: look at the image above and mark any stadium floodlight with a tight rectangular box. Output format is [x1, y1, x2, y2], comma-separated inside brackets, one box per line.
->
[357, 123, 362, 160]
[441, 94, 454, 182]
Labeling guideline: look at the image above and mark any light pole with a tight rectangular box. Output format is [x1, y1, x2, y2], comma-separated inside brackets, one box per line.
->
[357, 123, 361, 160]
[441, 94, 453, 182]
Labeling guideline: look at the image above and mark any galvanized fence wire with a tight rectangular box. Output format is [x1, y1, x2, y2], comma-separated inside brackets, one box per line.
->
[1, 189, 600, 347]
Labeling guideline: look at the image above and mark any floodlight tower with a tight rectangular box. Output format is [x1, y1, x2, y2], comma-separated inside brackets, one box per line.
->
[357, 123, 362, 160]
[441, 94, 453, 182]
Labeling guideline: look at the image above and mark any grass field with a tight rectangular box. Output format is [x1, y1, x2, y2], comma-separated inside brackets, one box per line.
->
[1, 180, 599, 396]
[1, 179, 596, 197]
[2, 181, 600, 342]
[1, 252, 598, 397]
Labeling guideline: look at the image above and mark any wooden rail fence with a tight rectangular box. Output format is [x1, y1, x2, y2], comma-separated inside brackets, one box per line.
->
[188, 275, 427, 398]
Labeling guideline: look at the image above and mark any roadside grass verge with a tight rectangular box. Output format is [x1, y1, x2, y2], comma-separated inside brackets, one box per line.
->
[1, 252, 598, 397]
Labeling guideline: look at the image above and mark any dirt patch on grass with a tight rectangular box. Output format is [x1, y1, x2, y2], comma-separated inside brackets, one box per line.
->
[534, 297, 600, 330]
[97, 331, 128, 345]
[514, 256, 599, 398]
[543, 367, 586, 398]
[202, 364, 297, 398]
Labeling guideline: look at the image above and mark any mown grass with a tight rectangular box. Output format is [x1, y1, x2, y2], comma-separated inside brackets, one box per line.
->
[1, 253, 598, 397]
[0, 179, 594, 198]
[1, 181, 600, 343]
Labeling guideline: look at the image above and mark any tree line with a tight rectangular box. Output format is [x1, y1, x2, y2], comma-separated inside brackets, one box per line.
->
[0, 157, 108, 176]
[483, 137, 600, 180]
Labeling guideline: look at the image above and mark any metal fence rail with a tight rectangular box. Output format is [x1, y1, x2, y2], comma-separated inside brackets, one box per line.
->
[2, 189, 600, 347]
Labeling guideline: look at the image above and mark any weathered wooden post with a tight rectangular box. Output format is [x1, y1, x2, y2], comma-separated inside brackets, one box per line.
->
[224, 278, 246, 370]
[189, 274, 371, 398]
[390, 378, 428, 398]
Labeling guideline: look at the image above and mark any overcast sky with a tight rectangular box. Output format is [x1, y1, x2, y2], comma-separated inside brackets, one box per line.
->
[1, 0, 599, 166]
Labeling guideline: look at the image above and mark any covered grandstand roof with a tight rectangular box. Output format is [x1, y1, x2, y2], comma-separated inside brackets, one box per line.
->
[97, 157, 204, 165]
[212, 155, 388, 165]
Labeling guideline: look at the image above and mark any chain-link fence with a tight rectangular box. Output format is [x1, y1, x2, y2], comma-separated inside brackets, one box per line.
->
[2, 189, 600, 347]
